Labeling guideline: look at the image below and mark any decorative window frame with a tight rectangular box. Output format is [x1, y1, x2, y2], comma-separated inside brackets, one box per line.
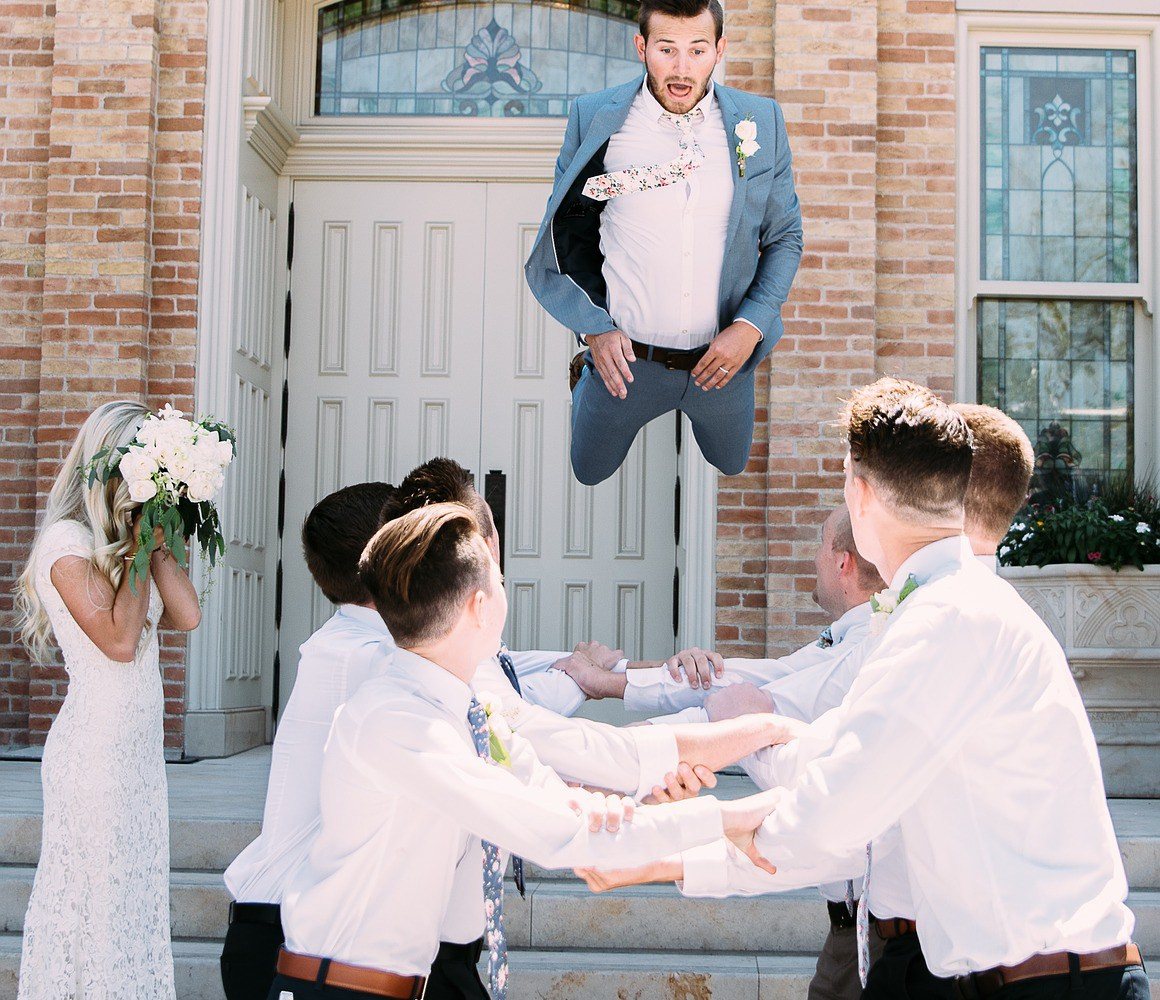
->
[954, 10, 1159, 477]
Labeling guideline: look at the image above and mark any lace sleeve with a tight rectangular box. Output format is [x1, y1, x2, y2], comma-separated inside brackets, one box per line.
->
[35, 520, 95, 581]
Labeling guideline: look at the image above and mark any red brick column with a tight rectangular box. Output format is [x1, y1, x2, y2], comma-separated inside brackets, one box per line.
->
[0, 1, 55, 745]
[1, 0, 206, 752]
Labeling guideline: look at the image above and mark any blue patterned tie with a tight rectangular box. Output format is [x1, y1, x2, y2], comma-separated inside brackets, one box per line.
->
[497, 644, 522, 695]
[856, 841, 873, 987]
[494, 645, 525, 897]
[468, 698, 509, 999]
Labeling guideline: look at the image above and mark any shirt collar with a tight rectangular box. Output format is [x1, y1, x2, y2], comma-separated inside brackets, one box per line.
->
[336, 604, 394, 636]
[638, 77, 716, 122]
[889, 534, 972, 592]
[390, 647, 474, 720]
[977, 552, 999, 574]
[830, 601, 872, 643]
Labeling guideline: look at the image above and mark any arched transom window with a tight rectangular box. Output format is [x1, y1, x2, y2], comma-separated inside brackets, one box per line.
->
[316, 0, 644, 117]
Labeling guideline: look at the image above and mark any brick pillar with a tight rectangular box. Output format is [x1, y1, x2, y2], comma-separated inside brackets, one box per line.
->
[0, 2, 55, 747]
[764, 0, 881, 655]
[875, 0, 956, 392]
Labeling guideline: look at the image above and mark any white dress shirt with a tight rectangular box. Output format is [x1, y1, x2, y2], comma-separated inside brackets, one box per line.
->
[507, 648, 586, 716]
[473, 652, 677, 799]
[681, 536, 1134, 975]
[601, 82, 737, 349]
[224, 605, 394, 904]
[281, 649, 725, 974]
[627, 603, 872, 718]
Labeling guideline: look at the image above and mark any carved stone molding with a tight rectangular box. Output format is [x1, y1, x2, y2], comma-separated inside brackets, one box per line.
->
[244, 95, 300, 173]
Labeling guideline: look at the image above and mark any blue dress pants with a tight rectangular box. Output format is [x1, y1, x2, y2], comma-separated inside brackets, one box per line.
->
[569, 352, 756, 486]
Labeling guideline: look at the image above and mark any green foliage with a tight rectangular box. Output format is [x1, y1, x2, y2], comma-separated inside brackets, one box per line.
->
[998, 475, 1160, 572]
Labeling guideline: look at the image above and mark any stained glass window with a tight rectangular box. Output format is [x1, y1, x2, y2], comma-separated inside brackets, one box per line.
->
[980, 47, 1138, 283]
[978, 298, 1133, 491]
[316, 0, 644, 117]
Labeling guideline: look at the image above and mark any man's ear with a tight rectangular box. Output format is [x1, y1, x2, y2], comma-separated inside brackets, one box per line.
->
[634, 33, 646, 62]
[845, 469, 873, 519]
[467, 589, 488, 630]
[715, 36, 726, 64]
[835, 549, 854, 581]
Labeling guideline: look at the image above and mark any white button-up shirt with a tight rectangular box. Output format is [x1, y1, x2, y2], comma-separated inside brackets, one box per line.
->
[601, 82, 735, 349]
[506, 648, 586, 717]
[682, 536, 1134, 975]
[625, 603, 872, 718]
[224, 605, 393, 904]
[281, 648, 725, 975]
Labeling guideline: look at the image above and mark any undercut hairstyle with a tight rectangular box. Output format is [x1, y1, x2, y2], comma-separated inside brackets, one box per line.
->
[359, 502, 492, 648]
[843, 377, 974, 522]
[381, 458, 495, 539]
[639, 0, 724, 41]
[302, 482, 396, 605]
[953, 403, 1034, 543]
[830, 506, 885, 592]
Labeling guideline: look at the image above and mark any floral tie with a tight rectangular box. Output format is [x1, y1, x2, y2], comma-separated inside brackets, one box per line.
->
[856, 841, 873, 987]
[816, 626, 834, 649]
[495, 645, 526, 898]
[468, 697, 508, 1000]
[582, 108, 705, 201]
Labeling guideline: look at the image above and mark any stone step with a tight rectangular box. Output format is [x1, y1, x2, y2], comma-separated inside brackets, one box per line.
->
[3, 864, 1160, 958]
[1, 936, 1158, 1000]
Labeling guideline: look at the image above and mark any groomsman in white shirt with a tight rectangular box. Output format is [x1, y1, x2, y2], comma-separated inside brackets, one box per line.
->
[382, 457, 788, 801]
[580, 379, 1147, 1000]
[221, 482, 397, 1000]
[272, 502, 785, 1000]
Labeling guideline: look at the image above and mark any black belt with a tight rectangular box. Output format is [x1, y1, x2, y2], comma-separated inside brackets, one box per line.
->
[229, 900, 282, 927]
[435, 937, 484, 965]
[628, 339, 709, 372]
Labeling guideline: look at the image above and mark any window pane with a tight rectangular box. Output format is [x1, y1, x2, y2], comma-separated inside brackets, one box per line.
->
[316, 0, 643, 117]
[979, 47, 1137, 283]
[978, 299, 1134, 495]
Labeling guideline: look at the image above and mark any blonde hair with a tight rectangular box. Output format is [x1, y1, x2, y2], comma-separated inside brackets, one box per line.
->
[16, 400, 150, 661]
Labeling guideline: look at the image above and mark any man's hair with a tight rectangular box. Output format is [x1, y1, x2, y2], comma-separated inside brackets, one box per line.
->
[953, 403, 1034, 543]
[830, 505, 885, 593]
[302, 482, 395, 605]
[842, 377, 973, 522]
[639, 0, 724, 41]
[381, 458, 495, 539]
[358, 502, 492, 648]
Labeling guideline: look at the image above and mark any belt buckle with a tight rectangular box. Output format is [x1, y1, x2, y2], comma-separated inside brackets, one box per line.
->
[664, 355, 679, 371]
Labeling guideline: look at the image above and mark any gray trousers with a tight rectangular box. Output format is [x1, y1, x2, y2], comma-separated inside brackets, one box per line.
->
[807, 921, 888, 1000]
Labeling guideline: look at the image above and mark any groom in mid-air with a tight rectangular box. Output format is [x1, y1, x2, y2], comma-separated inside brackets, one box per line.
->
[524, 0, 802, 485]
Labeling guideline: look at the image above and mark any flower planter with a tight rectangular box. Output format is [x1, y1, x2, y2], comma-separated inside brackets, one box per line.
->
[1000, 564, 1160, 797]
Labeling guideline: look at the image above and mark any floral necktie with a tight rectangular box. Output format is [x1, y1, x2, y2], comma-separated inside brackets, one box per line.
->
[582, 108, 705, 201]
[495, 645, 526, 897]
[468, 697, 509, 1000]
[816, 626, 834, 649]
[856, 841, 873, 987]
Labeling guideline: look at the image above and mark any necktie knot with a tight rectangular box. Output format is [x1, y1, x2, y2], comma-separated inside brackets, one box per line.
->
[660, 108, 703, 135]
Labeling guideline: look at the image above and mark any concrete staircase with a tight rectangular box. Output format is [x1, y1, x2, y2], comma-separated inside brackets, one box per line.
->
[1, 752, 1158, 999]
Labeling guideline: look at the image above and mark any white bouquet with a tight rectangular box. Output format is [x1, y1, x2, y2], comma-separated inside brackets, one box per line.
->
[85, 404, 237, 591]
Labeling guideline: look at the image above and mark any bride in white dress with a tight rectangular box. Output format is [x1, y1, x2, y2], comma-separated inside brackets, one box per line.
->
[15, 400, 202, 999]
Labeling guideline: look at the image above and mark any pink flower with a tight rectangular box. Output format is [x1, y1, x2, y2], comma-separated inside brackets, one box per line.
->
[1087, 551, 1101, 562]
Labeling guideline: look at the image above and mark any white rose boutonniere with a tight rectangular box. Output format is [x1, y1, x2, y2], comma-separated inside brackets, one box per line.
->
[734, 115, 760, 176]
[477, 693, 514, 769]
[868, 574, 919, 636]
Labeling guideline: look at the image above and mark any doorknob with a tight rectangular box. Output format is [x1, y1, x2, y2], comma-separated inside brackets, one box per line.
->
[484, 469, 506, 575]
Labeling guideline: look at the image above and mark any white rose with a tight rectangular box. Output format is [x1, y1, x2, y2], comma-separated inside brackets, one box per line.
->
[119, 449, 158, 484]
[167, 451, 194, 481]
[128, 478, 158, 503]
[739, 138, 761, 158]
[186, 470, 218, 503]
[734, 119, 757, 142]
[872, 590, 898, 614]
[214, 438, 234, 466]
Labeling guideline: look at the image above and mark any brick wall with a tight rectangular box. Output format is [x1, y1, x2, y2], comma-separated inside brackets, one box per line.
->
[0, 0, 206, 752]
[715, 0, 957, 658]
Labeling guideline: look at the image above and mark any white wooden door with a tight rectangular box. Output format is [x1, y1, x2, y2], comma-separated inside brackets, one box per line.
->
[283, 180, 677, 716]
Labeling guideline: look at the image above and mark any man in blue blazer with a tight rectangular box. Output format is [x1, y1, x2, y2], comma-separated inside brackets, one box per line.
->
[524, 0, 802, 485]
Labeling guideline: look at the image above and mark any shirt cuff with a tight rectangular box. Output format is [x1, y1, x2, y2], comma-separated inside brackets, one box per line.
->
[733, 317, 764, 341]
[628, 722, 679, 800]
[612, 658, 628, 674]
[667, 795, 726, 852]
[678, 840, 734, 897]
[623, 667, 670, 712]
[648, 707, 710, 726]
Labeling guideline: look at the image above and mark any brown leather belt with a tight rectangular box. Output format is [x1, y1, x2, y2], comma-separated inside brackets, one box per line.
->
[953, 943, 1143, 999]
[276, 948, 427, 999]
[874, 916, 918, 939]
[629, 339, 708, 371]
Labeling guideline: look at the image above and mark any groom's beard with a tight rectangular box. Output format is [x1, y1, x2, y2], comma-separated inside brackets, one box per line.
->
[647, 71, 711, 114]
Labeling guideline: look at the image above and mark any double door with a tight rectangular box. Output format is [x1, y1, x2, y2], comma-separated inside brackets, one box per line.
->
[281, 180, 679, 714]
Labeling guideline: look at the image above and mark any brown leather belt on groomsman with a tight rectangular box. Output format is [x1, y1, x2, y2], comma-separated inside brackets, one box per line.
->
[953, 943, 1144, 1000]
[276, 948, 428, 999]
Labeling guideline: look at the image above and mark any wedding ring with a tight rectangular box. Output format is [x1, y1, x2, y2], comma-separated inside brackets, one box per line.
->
[718, 366, 730, 374]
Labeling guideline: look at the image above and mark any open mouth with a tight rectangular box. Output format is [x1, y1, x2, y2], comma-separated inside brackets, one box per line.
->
[666, 81, 695, 102]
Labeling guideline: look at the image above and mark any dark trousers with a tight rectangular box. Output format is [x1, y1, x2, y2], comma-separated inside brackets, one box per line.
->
[265, 938, 489, 1000]
[862, 933, 955, 1000]
[221, 905, 285, 1000]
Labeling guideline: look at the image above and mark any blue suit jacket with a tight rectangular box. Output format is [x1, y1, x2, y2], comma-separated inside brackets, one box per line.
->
[523, 77, 803, 372]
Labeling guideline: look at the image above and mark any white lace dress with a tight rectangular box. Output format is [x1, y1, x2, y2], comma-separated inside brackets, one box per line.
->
[18, 519, 176, 1000]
